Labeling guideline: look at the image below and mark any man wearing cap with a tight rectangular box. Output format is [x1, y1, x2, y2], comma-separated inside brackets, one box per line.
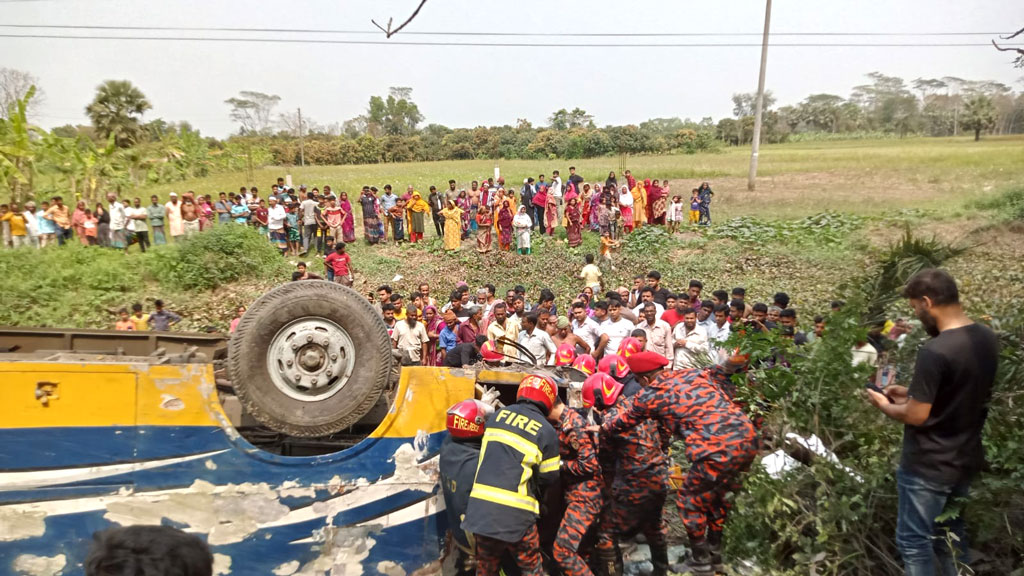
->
[599, 352, 757, 575]
[552, 315, 592, 356]
[165, 193, 183, 242]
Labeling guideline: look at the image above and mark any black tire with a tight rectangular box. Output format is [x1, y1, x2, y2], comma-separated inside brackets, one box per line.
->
[228, 280, 392, 437]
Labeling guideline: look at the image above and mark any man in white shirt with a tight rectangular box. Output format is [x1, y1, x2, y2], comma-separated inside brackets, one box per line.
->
[596, 300, 634, 358]
[636, 302, 673, 360]
[672, 308, 709, 370]
[518, 312, 556, 366]
[550, 169, 563, 225]
[107, 192, 128, 251]
[392, 306, 430, 365]
[267, 196, 287, 254]
[126, 197, 150, 253]
[631, 287, 665, 319]
[570, 301, 602, 352]
[706, 304, 732, 353]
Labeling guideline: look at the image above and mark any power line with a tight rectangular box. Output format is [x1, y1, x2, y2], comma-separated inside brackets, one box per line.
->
[0, 24, 1013, 37]
[1, 33, 1019, 48]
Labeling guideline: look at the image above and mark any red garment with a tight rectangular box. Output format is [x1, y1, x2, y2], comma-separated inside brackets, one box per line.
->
[325, 252, 351, 276]
[456, 320, 479, 344]
[660, 308, 685, 328]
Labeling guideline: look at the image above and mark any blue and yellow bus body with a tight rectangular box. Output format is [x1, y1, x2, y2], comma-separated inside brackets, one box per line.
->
[0, 361, 478, 576]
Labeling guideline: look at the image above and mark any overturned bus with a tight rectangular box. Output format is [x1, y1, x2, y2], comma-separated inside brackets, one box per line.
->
[0, 282, 571, 576]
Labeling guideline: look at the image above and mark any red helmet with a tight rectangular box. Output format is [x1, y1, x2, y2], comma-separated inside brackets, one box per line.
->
[446, 399, 493, 439]
[517, 374, 558, 414]
[571, 354, 597, 376]
[554, 343, 577, 366]
[598, 354, 631, 380]
[481, 340, 504, 362]
[719, 347, 751, 373]
[619, 336, 644, 358]
[582, 372, 624, 409]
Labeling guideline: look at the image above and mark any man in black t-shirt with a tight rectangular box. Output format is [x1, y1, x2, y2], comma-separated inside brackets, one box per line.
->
[865, 268, 999, 576]
[443, 335, 486, 368]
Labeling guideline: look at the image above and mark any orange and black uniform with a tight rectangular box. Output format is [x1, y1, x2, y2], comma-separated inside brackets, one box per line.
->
[463, 400, 559, 576]
[602, 369, 756, 545]
[553, 407, 602, 576]
[601, 395, 670, 550]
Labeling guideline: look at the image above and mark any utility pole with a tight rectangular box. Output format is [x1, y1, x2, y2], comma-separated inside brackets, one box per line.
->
[747, 0, 772, 191]
[297, 107, 305, 167]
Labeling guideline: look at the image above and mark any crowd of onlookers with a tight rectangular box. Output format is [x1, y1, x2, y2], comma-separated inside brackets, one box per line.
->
[1, 169, 716, 258]
[324, 262, 909, 370]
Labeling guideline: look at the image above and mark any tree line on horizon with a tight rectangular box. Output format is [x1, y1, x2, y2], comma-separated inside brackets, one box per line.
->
[1, 67, 1022, 203]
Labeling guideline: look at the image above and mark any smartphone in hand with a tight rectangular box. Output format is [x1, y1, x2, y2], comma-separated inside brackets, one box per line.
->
[865, 381, 894, 403]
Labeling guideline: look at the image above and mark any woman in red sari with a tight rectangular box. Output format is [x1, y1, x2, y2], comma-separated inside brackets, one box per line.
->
[565, 197, 583, 247]
[476, 204, 493, 253]
[497, 200, 514, 251]
[422, 306, 444, 366]
[646, 178, 667, 225]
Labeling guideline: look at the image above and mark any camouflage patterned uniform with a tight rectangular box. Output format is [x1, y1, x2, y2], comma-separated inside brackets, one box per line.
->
[553, 407, 603, 576]
[602, 369, 757, 545]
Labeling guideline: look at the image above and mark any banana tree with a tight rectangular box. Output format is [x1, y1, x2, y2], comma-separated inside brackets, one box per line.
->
[0, 86, 44, 203]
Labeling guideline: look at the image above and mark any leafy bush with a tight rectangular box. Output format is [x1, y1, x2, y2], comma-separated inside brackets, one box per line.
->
[147, 224, 290, 291]
[710, 211, 863, 246]
[976, 185, 1024, 221]
[721, 232, 1023, 574]
[0, 243, 144, 328]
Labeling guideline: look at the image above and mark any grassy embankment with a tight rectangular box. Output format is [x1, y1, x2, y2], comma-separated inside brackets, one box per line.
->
[2, 136, 1022, 330]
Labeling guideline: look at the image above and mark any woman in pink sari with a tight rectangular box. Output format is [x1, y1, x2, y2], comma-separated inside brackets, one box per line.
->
[476, 204, 493, 253]
[197, 195, 214, 231]
[497, 200, 514, 251]
[619, 185, 635, 234]
[422, 306, 444, 366]
[545, 186, 558, 235]
[339, 192, 356, 242]
[71, 200, 88, 245]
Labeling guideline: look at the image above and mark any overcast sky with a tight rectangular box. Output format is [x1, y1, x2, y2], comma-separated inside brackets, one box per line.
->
[4, 0, 1022, 138]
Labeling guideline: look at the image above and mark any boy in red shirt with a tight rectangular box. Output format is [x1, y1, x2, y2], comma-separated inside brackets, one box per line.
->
[325, 242, 354, 287]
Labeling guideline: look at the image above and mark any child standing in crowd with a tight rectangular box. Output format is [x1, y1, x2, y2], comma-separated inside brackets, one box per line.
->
[698, 181, 714, 226]
[286, 203, 301, 256]
[389, 199, 406, 243]
[130, 303, 150, 331]
[83, 209, 98, 245]
[690, 190, 701, 226]
[115, 309, 135, 331]
[666, 195, 683, 233]
[325, 242, 354, 286]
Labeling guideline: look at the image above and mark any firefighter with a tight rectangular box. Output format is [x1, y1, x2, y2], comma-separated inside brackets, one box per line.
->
[599, 353, 671, 452]
[440, 399, 495, 576]
[571, 354, 596, 376]
[583, 371, 670, 576]
[600, 351, 758, 576]
[554, 342, 577, 367]
[546, 391, 602, 576]
[463, 374, 561, 576]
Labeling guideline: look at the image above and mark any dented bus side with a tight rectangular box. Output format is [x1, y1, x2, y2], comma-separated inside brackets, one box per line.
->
[0, 362, 478, 576]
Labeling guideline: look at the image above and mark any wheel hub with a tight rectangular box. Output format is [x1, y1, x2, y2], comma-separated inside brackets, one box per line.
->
[267, 317, 356, 402]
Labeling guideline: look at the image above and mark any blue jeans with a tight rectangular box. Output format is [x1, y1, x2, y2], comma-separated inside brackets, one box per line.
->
[896, 467, 971, 576]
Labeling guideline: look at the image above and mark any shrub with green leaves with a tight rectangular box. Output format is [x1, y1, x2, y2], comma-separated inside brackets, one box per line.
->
[146, 224, 290, 291]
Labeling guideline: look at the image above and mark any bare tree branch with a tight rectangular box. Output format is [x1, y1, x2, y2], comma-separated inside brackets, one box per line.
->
[1000, 26, 1024, 40]
[371, 0, 428, 39]
[991, 39, 1024, 54]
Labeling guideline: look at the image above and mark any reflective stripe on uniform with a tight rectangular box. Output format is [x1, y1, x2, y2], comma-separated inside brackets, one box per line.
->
[539, 456, 560, 474]
[470, 483, 539, 514]
[485, 428, 543, 465]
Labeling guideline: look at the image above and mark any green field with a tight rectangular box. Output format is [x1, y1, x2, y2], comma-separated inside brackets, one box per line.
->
[143, 136, 1024, 220]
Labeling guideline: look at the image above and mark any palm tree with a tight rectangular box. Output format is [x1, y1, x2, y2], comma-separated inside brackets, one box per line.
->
[85, 80, 151, 148]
